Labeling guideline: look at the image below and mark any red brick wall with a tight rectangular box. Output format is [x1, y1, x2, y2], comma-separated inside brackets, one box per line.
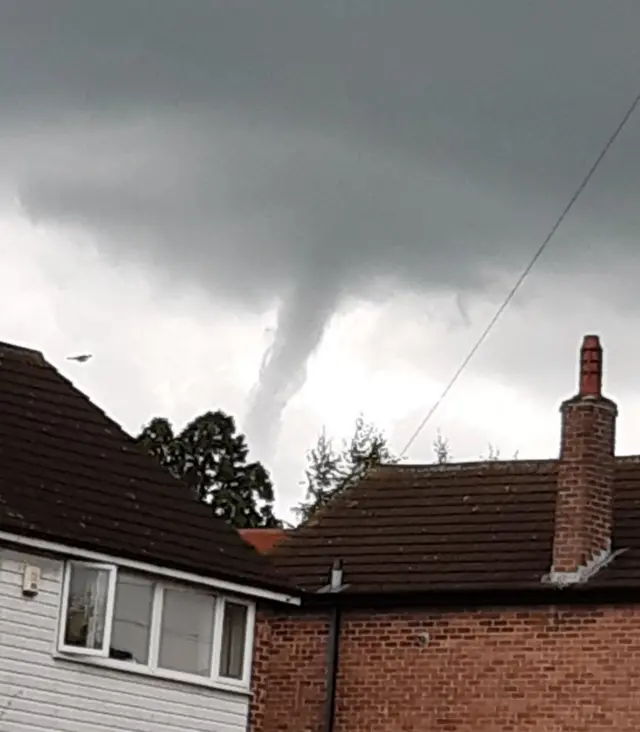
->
[250, 609, 330, 732]
[252, 603, 640, 732]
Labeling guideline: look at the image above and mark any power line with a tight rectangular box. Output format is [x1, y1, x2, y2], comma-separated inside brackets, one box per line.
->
[399, 86, 640, 458]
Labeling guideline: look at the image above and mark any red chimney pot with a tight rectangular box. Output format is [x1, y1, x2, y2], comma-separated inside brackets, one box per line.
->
[578, 334, 602, 398]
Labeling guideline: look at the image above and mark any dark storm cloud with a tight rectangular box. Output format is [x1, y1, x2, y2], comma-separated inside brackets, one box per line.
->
[3, 0, 640, 448]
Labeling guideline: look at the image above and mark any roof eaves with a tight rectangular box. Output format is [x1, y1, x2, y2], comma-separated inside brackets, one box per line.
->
[0, 528, 302, 605]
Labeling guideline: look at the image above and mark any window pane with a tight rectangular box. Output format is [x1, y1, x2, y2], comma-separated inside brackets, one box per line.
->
[111, 574, 154, 663]
[219, 602, 248, 680]
[64, 563, 110, 651]
[158, 588, 215, 676]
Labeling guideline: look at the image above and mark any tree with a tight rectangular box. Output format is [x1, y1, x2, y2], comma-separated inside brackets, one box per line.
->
[434, 433, 518, 462]
[433, 430, 451, 463]
[294, 415, 396, 523]
[480, 444, 520, 461]
[136, 410, 281, 529]
[483, 443, 501, 461]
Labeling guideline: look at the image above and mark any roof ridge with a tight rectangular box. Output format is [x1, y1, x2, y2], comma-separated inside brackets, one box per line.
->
[615, 455, 640, 464]
[367, 456, 640, 473]
[0, 340, 45, 364]
[371, 458, 558, 474]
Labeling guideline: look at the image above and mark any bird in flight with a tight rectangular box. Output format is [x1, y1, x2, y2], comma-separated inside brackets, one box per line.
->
[67, 354, 93, 363]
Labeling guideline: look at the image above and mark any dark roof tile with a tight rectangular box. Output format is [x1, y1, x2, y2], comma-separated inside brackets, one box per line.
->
[0, 341, 293, 595]
[271, 459, 640, 594]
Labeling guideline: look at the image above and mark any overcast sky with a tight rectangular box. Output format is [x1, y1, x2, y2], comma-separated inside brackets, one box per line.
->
[2, 1, 640, 520]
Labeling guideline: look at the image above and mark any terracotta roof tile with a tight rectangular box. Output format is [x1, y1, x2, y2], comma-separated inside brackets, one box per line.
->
[270, 459, 640, 594]
[240, 529, 288, 554]
[0, 341, 293, 595]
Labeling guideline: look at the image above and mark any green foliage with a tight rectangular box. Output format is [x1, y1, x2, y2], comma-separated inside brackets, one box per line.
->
[136, 410, 281, 529]
[294, 415, 397, 524]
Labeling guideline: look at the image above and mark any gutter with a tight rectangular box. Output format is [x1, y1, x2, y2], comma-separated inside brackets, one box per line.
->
[317, 559, 346, 732]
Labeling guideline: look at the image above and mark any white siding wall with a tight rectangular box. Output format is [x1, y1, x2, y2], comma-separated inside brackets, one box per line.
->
[0, 548, 250, 732]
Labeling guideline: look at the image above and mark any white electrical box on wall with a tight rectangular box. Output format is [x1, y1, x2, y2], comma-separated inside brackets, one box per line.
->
[22, 563, 41, 596]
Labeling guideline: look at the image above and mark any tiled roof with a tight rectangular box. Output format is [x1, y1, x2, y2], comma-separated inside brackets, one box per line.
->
[240, 529, 288, 554]
[270, 459, 640, 594]
[0, 341, 293, 595]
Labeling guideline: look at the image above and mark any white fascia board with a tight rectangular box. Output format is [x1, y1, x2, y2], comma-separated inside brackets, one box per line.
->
[0, 529, 300, 606]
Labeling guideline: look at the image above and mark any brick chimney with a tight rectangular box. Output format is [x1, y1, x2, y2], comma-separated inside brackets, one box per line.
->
[551, 335, 617, 577]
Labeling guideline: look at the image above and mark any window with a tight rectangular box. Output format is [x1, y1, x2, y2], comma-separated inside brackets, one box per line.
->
[58, 561, 253, 688]
[158, 588, 215, 676]
[220, 601, 248, 680]
[60, 562, 116, 656]
[111, 574, 154, 663]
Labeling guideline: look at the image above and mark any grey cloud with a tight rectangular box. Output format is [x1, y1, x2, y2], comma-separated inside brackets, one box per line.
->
[3, 0, 640, 452]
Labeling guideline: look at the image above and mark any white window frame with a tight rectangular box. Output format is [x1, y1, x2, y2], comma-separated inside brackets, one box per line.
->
[57, 561, 118, 658]
[57, 561, 255, 691]
[216, 597, 255, 683]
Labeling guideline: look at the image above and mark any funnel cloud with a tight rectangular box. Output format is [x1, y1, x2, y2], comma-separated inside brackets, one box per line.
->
[3, 1, 640, 454]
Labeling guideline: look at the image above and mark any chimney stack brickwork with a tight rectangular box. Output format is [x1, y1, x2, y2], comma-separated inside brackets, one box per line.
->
[552, 335, 617, 574]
